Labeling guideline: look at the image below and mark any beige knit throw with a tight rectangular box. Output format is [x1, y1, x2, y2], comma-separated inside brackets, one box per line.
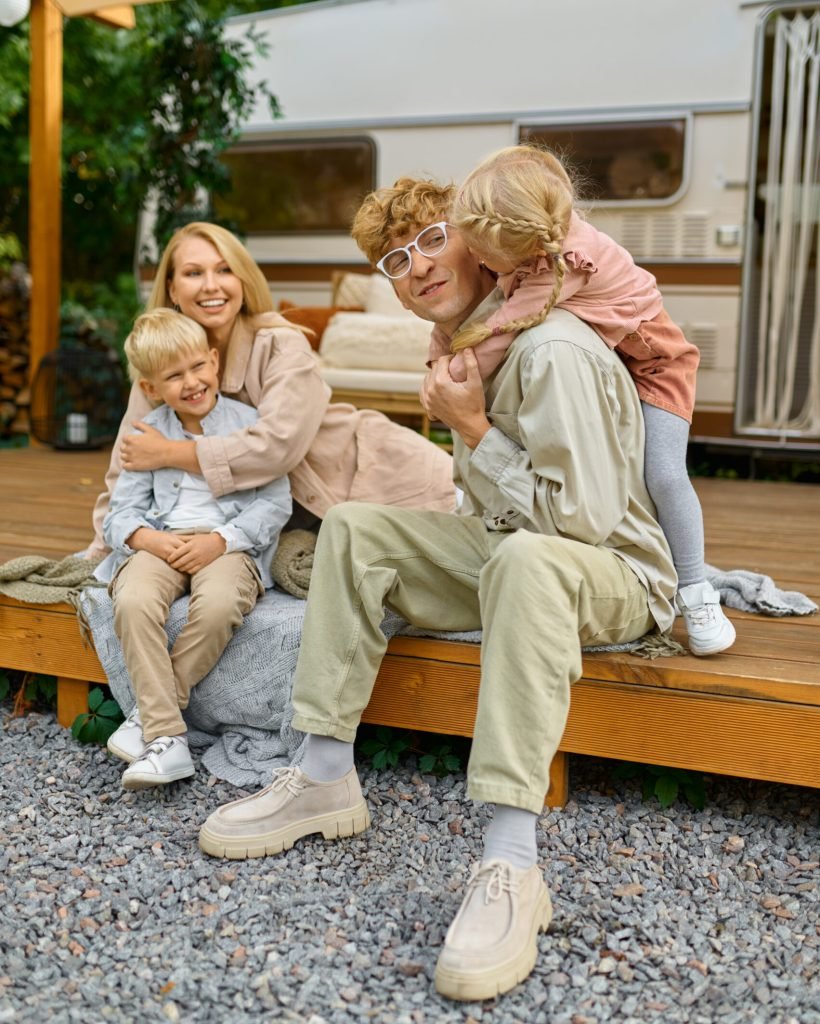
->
[270, 530, 317, 600]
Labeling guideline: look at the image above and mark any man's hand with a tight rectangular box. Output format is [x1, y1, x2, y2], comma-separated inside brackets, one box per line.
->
[165, 533, 227, 575]
[121, 423, 173, 471]
[421, 347, 491, 450]
[126, 527, 186, 562]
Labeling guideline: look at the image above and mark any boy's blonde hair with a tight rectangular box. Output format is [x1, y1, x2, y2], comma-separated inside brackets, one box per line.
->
[351, 177, 457, 265]
[124, 309, 209, 384]
[450, 145, 575, 353]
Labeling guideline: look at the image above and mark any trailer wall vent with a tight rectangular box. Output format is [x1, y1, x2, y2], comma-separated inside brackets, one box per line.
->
[651, 215, 678, 257]
[688, 324, 720, 370]
[682, 214, 710, 257]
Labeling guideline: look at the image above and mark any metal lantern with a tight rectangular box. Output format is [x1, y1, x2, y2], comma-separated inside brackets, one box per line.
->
[29, 345, 127, 449]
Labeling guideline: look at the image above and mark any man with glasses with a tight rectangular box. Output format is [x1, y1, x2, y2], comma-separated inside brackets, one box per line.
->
[199, 177, 676, 1002]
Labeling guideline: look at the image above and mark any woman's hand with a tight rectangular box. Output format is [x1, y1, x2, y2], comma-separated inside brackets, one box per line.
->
[121, 423, 173, 471]
[120, 423, 201, 475]
[421, 348, 491, 450]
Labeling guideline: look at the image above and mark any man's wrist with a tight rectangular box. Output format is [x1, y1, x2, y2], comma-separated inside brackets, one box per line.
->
[457, 418, 492, 450]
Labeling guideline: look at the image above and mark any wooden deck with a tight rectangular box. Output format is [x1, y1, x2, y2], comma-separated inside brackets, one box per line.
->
[0, 444, 818, 803]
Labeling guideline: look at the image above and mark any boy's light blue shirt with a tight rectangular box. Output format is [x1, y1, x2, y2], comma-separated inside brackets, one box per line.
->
[96, 394, 292, 589]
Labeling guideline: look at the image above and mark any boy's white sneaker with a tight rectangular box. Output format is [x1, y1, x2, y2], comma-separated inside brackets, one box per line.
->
[107, 706, 147, 764]
[122, 735, 195, 790]
[676, 581, 736, 656]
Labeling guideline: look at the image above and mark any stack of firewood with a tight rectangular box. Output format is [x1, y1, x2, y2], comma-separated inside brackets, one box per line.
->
[0, 264, 30, 438]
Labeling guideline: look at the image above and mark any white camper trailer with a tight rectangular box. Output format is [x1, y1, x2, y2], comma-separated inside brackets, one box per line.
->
[218, 0, 819, 441]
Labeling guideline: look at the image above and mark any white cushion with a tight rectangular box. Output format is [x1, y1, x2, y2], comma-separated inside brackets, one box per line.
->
[364, 273, 417, 318]
[319, 365, 426, 393]
[319, 312, 431, 372]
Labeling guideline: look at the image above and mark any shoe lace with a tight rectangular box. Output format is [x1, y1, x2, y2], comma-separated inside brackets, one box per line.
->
[467, 861, 518, 905]
[685, 603, 720, 629]
[268, 765, 306, 798]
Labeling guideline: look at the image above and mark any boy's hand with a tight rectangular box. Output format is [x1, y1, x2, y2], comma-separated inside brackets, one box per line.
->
[126, 527, 185, 561]
[165, 533, 227, 575]
[421, 348, 491, 449]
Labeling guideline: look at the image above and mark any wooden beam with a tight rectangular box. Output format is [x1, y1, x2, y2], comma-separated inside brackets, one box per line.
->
[88, 5, 135, 28]
[28, 0, 63, 401]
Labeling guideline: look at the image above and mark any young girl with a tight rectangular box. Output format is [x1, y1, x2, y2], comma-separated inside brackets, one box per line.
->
[436, 144, 734, 656]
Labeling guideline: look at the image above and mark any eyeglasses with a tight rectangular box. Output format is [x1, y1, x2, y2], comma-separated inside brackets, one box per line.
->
[376, 222, 450, 279]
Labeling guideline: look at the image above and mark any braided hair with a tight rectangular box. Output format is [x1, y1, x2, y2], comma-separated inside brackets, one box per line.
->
[450, 146, 575, 353]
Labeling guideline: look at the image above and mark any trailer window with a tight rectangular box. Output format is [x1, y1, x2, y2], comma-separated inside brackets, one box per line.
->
[213, 139, 375, 234]
[520, 120, 685, 203]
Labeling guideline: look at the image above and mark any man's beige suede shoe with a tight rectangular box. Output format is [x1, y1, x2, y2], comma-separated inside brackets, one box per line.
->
[198, 765, 370, 859]
[434, 858, 552, 1001]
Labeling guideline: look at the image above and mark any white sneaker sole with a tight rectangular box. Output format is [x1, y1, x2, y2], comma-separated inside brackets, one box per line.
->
[122, 763, 195, 790]
[107, 737, 146, 765]
[198, 800, 371, 860]
[434, 885, 553, 1001]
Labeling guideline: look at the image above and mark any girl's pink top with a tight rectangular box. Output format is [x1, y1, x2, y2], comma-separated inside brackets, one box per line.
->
[429, 212, 699, 421]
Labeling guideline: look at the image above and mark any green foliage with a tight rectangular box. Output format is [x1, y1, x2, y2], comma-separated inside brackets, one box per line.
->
[358, 726, 468, 775]
[0, 669, 10, 703]
[360, 726, 411, 770]
[24, 674, 57, 711]
[613, 761, 707, 810]
[61, 274, 141, 362]
[0, 0, 283, 284]
[71, 686, 124, 745]
[0, 231, 21, 270]
[418, 743, 462, 777]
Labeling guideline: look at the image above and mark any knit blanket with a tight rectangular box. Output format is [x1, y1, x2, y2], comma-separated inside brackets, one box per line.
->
[705, 563, 817, 616]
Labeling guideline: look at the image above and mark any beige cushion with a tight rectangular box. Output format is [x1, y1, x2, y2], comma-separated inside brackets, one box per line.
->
[319, 312, 431, 372]
[331, 271, 372, 307]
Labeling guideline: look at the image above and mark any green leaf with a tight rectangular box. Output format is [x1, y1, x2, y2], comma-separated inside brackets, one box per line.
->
[71, 712, 91, 740]
[372, 750, 387, 771]
[88, 687, 104, 712]
[443, 754, 461, 772]
[418, 754, 435, 774]
[0, 671, 9, 701]
[98, 699, 123, 720]
[654, 775, 679, 808]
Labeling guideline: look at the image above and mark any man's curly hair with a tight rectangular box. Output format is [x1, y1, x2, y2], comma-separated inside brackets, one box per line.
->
[350, 178, 456, 266]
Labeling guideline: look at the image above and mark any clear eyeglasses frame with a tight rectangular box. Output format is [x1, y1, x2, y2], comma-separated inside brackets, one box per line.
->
[376, 221, 450, 279]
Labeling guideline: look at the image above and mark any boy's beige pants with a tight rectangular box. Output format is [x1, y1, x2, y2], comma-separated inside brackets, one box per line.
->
[111, 550, 260, 740]
[292, 503, 654, 813]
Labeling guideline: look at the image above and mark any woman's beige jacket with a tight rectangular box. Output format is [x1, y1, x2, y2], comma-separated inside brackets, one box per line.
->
[88, 315, 455, 557]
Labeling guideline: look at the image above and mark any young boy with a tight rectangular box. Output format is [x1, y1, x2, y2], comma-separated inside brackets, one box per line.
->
[96, 309, 292, 790]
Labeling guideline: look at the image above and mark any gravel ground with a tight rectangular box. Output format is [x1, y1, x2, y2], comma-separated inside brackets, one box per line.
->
[0, 708, 817, 1024]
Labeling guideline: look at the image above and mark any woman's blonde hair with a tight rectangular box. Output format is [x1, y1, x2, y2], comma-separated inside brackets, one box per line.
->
[450, 145, 575, 353]
[351, 177, 456, 265]
[124, 308, 209, 384]
[146, 222, 279, 349]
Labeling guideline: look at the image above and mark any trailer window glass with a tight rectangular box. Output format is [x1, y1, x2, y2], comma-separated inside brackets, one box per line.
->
[520, 120, 685, 203]
[213, 139, 375, 233]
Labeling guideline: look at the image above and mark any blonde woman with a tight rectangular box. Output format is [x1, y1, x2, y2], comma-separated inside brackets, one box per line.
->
[425, 145, 733, 656]
[89, 222, 455, 557]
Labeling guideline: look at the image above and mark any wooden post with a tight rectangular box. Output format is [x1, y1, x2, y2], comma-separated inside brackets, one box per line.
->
[28, 0, 63, 409]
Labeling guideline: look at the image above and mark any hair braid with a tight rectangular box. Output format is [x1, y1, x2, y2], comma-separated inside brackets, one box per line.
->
[450, 251, 565, 353]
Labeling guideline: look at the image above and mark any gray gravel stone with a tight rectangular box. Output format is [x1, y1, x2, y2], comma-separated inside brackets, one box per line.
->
[0, 708, 817, 1023]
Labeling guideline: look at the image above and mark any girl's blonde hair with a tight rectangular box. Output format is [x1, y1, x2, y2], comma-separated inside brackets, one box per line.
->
[146, 222, 284, 349]
[124, 308, 209, 384]
[450, 145, 575, 353]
